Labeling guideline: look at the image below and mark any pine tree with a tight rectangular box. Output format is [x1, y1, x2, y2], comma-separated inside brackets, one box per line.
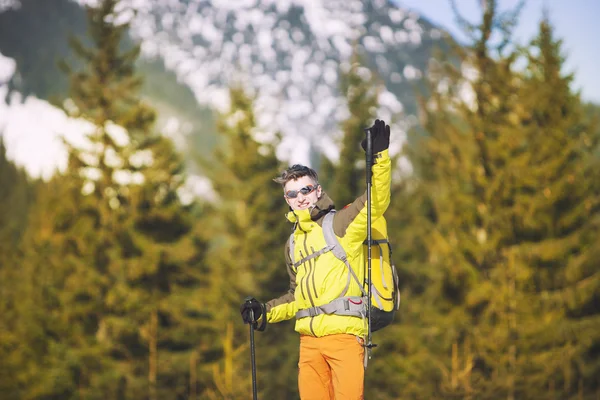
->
[202, 86, 294, 399]
[1, 165, 104, 400]
[0, 137, 33, 304]
[108, 135, 213, 400]
[0, 138, 36, 399]
[0, 137, 34, 249]
[383, 2, 600, 399]
[512, 18, 600, 399]
[50, 0, 159, 395]
[383, 1, 529, 398]
[4, 0, 212, 398]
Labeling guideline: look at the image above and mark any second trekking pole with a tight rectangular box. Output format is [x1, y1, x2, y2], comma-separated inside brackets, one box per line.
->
[245, 297, 258, 400]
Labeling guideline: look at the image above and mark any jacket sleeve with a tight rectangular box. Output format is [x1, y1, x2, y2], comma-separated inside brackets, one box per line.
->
[265, 239, 298, 323]
[333, 149, 392, 254]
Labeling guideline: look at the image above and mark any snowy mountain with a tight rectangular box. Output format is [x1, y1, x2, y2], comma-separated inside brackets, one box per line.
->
[0, 0, 450, 178]
[122, 0, 448, 162]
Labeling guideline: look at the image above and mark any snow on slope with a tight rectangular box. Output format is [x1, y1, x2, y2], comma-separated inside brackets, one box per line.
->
[111, 0, 434, 163]
[0, 50, 215, 200]
[3, 0, 438, 183]
[0, 51, 94, 180]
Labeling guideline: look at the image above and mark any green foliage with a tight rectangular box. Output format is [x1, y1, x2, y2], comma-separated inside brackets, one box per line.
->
[1, 1, 213, 398]
[1, 0, 599, 398]
[384, 2, 600, 399]
[201, 86, 296, 398]
[0, 138, 36, 399]
[513, 18, 600, 398]
[0, 137, 35, 249]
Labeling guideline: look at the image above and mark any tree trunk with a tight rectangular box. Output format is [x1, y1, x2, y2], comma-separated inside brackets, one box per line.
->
[225, 321, 233, 394]
[149, 310, 158, 400]
[464, 336, 472, 400]
[507, 252, 517, 400]
[451, 341, 458, 389]
[189, 350, 197, 400]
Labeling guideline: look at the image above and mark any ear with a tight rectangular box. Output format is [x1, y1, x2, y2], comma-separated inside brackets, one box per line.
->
[317, 185, 323, 199]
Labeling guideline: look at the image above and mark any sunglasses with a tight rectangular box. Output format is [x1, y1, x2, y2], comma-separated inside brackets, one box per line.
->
[285, 184, 318, 199]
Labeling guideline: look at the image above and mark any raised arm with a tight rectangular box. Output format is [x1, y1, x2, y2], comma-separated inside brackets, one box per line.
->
[333, 120, 392, 254]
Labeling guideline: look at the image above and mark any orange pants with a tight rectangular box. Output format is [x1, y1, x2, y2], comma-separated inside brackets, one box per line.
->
[298, 334, 364, 400]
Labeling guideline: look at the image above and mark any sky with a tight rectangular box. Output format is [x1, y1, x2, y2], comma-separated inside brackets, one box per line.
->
[397, 0, 600, 104]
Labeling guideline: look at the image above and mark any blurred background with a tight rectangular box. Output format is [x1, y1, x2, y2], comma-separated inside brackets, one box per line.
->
[0, 0, 599, 399]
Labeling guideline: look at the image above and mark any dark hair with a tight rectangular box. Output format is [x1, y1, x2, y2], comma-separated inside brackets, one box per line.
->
[273, 164, 319, 186]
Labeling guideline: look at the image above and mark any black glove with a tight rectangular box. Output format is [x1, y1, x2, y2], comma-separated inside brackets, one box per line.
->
[240, 297, 265, 326]
[361, 119, 391, 154]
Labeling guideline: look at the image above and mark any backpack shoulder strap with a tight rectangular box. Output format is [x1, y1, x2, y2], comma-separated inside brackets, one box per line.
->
[288, 232, 295, 265]
[322, 211, 366, 295]
[322, 211, 347, 262]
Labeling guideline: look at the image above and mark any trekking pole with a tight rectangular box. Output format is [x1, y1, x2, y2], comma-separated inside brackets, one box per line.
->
[364, 127, 377, 359]
[244, 297, 259, 400]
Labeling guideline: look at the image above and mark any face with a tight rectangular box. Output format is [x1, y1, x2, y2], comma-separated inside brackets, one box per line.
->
[283, 176, 322, 211]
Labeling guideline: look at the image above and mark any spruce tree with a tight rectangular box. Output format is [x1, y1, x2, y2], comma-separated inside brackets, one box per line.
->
[385, 1, 529, 398]
[0, 137, 33, 313]
[0, 138, 36, 399]
[0, 137, 34, 249]
[5, 0, 212, 398]
[202, 86, 294, 398]
[384, 2, 600, 399]
[9, 176, 94, 399]
[0, 164, 103, 399]
[513, 18, 600, 399]
[109, 134, 213, 400]
[53, 0, 157, 395]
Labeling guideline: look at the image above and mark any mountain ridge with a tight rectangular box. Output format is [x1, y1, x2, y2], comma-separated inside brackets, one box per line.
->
[122, 0, 449, 162]
[1, 0, 450, 175]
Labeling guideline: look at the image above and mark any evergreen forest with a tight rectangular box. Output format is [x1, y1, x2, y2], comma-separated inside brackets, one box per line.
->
[1, 0, 599, 399]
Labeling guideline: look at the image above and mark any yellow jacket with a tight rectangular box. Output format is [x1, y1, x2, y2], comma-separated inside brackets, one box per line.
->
[266, 150, 391, 337]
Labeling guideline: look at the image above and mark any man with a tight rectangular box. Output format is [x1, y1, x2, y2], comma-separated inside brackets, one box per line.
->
[240, 119, 392, 399]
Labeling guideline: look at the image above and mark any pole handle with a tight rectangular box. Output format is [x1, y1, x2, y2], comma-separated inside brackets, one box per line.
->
[244, 296, 257, 328]
[365, 128, 373, 184]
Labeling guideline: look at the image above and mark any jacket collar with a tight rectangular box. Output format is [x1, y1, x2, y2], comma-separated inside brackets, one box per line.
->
[285, 192, 335, 225]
